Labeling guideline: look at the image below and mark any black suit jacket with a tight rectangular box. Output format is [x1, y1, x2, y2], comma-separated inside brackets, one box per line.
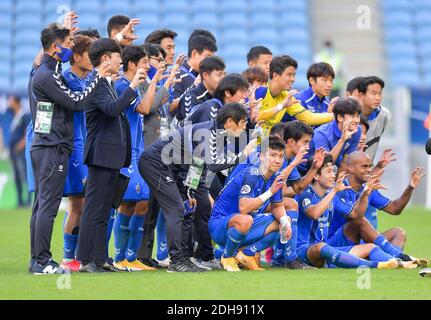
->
[84, 78, 138, 170]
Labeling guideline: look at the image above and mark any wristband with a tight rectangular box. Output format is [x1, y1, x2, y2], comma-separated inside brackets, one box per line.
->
[115, 33, 124, 43]
[280, 215, 290, 227]
[258, 189, 273, 203]
[275, 103, 283, 113]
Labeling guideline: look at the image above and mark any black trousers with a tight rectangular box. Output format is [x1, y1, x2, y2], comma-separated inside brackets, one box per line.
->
[76, 165, 119, 264]
[30, 146, 69, 265]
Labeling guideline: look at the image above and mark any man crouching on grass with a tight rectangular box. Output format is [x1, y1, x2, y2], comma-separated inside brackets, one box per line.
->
[209, 136, 292, 272]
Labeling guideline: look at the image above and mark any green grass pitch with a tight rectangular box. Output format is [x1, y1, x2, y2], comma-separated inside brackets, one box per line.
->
[0, 207, 430, 300]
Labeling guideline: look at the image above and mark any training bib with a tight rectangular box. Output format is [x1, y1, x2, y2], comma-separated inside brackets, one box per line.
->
[34, 101, 54, 134]
[184, 156, 205, 190]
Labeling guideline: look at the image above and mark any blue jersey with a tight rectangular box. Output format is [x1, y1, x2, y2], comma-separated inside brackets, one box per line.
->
[63, 69, 87, 155]
[115, 76, 144, 160]
[297, 185, 333, 251]
[211, 162, 283, 220]
[329, 179, 391, 237]
[295, 86, 330, 114]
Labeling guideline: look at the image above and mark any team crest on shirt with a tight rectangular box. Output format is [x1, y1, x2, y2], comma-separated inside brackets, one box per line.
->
[302, 198, 311, 207]
[344, 143, 350, 151]
[328, 202, 334, 211]
[241, 185, 251, 194]
[135, 183, 141, 194]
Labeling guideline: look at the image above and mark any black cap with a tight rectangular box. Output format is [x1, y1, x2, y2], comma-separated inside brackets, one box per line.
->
[426, 138, 431, 155]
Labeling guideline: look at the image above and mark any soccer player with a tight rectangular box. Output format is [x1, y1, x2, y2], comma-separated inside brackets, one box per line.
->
[112, 45, 166, 272]
[242, 67, 268, 88]
[138, 103, 254, 272]
[294, 62, 338, 114]
[345, 76, 365, 99]
[60, 34, 94, 272]
[302, 98, 362, 174]
[173, 35, 217, 99]
[209, 136, 292, 272]
[246, 46, 273, 79]
[174, 56, 226, 128]
[107, 15, 140, 47]
[186, 73, 249, 124]
[296, 154, 401, 269]
[327, 151, 427, 266]
[357, 76, 390, 161]
[255, 55, 334, 135]
[145, 29, 178, 66]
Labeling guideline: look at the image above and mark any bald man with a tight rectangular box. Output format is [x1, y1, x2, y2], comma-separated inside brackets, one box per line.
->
[327, 151, 427, 265]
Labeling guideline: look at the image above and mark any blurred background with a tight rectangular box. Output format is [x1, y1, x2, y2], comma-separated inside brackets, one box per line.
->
[0, 0, 430, 209]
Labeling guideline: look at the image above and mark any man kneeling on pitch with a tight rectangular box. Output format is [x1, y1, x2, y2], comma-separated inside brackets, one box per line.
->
[209, 136, 292, 272]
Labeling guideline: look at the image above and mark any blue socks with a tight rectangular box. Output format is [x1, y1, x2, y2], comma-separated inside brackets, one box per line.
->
[223, 227, 247, 258]
[272, 239, 286, 266]
[243, 232, 279, 257]
[369, 246, 394, 262]
[126, 215, 145, 262]
[156, 210, 168, 261]
[373, 235, 402, 258]
[63, 233, 78, 260]
[214, 246, 224, 260]
[284, 211, 298, 262]
[113, 212, 131, 262]
[320, 245, 378, 268]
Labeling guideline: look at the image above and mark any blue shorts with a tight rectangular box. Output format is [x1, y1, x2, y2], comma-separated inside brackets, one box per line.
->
[298, 244, 354, 268]
[25, 131, 35, 193]
[209, 213, 275, 247]
[328, 226, 356, 247]
[63, 154, 88, 196]
[120, 160, 150, 202]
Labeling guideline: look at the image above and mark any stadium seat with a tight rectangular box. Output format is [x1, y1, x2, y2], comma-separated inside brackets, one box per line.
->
[416, 11, 431, 27]
[413, 0, 431, 10]
[281, 13, 309, 29]
[226, 58, 248, 73]
[389, 57, 419, 74]
[15, 13, 43, 30]
[383, 11, 413, 28]
[220, 44, 249, 60]
[221, 29, 249, 44]
[44, 0, 72, 14]
[250, 13, 278, 28]
[280, 0, 308, 12]
[0, 30, 12, 45]
[75, 0, 101, 14]
[14, 46, 40, 62]
[0, 62, 11, 76]
[385, 27, 414, 42]
[250, 0, 276, 11]
[78, 13, 102, 30]
[391, 72, 421, 87]
[417, 26, 431, 42]
[103, 0, 131, 18]
[220, 0, 247, 13]
[418, 42, 431, 58]
[381, 0, 409, 12]
[14, 30, 41, 46]
[282, 44, 311, 62]
[0, 0, 13, 13]
[15, 0, 42, 14]
[162, 13, 189, 29]
[132, 0, 160, 13]
[221, 12, 248, 28]
[135, 13, 160, 30]
[191, 0, 218, 13]
[281, 27, 310, 45]
[0, 76, 10, 93]
[163, 0, 189, 13]
[0, 14, 12, 29]
[192, 13, 218, 30]
[251, 28, 279, 45]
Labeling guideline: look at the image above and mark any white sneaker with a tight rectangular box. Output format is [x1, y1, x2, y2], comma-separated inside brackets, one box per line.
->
[156, 257, 170, 268]
[190, 257, 212, 270]
[198, 258, 222, 270]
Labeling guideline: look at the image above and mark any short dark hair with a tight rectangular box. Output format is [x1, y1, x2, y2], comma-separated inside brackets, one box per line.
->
[107, 15, 130, 37]
[283, 120, 314, 142]
[216, 102, 248, 125]
[40, 25, 70, 51]
[199, 56, 225, 77]
[360, 115, 370, 132]
[241, 67, 268, 85]
[214, 73, 249, 102]
[346, 76, 365, 94]
[357, 76, 385, 94]
[89, 38, 122, 67]
[75, 28, 101, 39]
[122, 45, 147, 72]
[262, 135, 286, 154]
[70, 35, 92, 65]
[269, 55, 297, 80]
[270, 123, 286, 138]
[312, 153, 334, 176]
[333, 98, 362, 122]
[142, 43, 166, 59]
[188, 29, 217, 45]
[307, 62, 335, 85]
[188, 35, 217, 58]
[247, 46, 272, 63]
[144, 29, 177, 45]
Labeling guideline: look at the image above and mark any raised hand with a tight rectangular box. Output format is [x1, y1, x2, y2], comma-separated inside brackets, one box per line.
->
[291, 145, 309, 167]
[409, 167, 425, 189]
[270, 174, 286, 194]
[341, 119, 357, 142]
[376, 148, 397, 169]
[153, 61, 168, 82]
[119, 18, 140, 41]
[282, 90, 299, 109]
[164, 64, 181, 88]
[327, 96, 339, 113]
[130, 68, 147, 89]
[175, 53, 187, 66]
[97, 61, 112, 78]
[334, 172, 351, 192]
[62, 11, 79, 34]
[312, 147, 326, 169]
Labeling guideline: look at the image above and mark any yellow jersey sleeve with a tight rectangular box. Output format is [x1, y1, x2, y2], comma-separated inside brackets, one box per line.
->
[285, 102, 334, 126]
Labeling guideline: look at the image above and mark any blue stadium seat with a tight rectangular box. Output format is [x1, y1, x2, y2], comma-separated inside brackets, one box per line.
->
[14, 30, 41, 46]
[12, 76, 31, 93]
[391, 72, 421, 87]
[251, 28, 279, 45]
[163, 0, 189, 13]
[418, 42, 431, 58]
[281, 27, 310, 45]
[417, 26, 431, 42]
[280, 0, 308, 12]
[192, 0, 217, 13]
[44, 13, 63, 27]
[0, 45, 11, 60]
[387, 42, 417, 57]
[103, 0, 131, 17]
[0, 76, 10, 93]
[14, 46, 40, 62]
[136, 13, 160, 30]
[282, 13, 309, 29]
[423, 73, 431, 86]
[414, 0, 431, 10]
[44, 0, 72, 14]
[422, 58, 431, 73]
[250, 13, 278, 28]
[221, 12, 248, 28]
[0, 0, 13, 13]
[282, 44, 311, 61]
[385, 27, 414, 42]
[221, 29, 249, 44]
[226, 58, 247, 73]
[75, 0, 101, 14]
[14, 61, 35, 79]
[162, 13, 189, 29]
[0, 62, 11, 76]
[78, 13, 102, 30]
[383, 11, 412, 28]
[220, 0, 247, 13]
[134, 28, 156, 41]
[220, 44, 249, 60]
[132, 0, 160, 13]
[250, 0, 276, 11]
[381, 0, 409, 12]
[15, 13, 43, 30]
[15, 0, 42, 14]
[192, 13, 219, 30]
[0, 30, 12, 45]
[389, 57, 419, 73]
[416, 11, 431, 26]
[0, 14, 12, 28]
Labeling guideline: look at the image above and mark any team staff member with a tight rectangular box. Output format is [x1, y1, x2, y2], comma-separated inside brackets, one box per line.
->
[77, 39, 146, 273]
[29, 26, 108, 275]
